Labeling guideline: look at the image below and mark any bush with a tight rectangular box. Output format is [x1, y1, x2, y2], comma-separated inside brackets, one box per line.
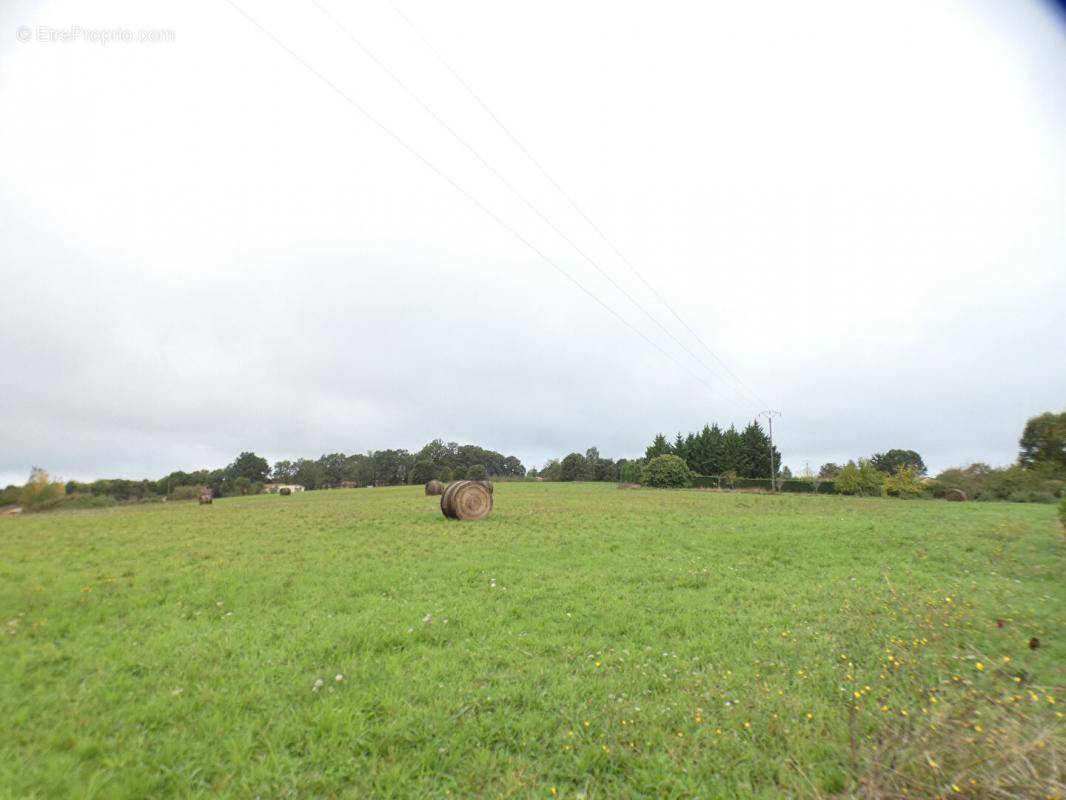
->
[87, 478, 155, 501]
[0, 485, 20, 506]
[835, 463, 861, 495]
[618, 459, 644, 484]
[19, 473, 65, 512]
[836, 461, 884, 496]
[232, 477, 263, 496]
[640, 455, 692, 488]
[882, 466, 924, 498]
[816, 481, 837, 494]
[931, 464, 1064, 503]
[1006, 490, 1057, 504]
[466, 464, 488, 481]
[690, 475, 719, 489]
[779, 479, 814, 493]
[168, 485, 202, 502]
[57, 493, 118, 510]
[858, 461, 885, 495]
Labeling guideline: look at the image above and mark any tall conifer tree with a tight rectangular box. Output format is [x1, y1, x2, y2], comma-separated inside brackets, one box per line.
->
[645, 433, 671, 461]
[720, 426, 747, 475]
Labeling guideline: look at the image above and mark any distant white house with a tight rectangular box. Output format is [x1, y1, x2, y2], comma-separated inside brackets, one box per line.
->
[263, 483, 306, 493]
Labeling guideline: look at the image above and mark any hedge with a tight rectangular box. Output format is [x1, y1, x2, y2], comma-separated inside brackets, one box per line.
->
[732, 478, 773, 490]
[690, 475, 719, 488]
[688, 476, 837, 493]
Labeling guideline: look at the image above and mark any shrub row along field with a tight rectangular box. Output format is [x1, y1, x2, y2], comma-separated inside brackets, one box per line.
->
[0, 484, 1061, 798]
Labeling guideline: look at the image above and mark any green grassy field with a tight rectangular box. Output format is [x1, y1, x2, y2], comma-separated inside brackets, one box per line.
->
[1, 484, 1062, 798]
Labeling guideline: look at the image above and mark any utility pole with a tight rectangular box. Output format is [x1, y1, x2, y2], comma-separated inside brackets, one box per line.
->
[758, 410, 782, 491]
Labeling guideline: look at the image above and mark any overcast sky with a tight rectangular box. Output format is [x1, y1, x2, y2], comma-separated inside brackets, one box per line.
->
[1, 0, 1064, 485]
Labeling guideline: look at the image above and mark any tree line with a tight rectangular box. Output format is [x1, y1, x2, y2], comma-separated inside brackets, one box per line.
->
[810, 412, 1065, 502]
[922, 411, 1065, 503]
[532, 420, 783, 483]
[4, 411, 1060, 510]
[0, 439, 527, 509]
[531, 447, 636, 483]
[163, 439, 526, 494]
[814, 449, 927, 481]
[644, 422, 782, 479]
[528, 411, 1065, 504]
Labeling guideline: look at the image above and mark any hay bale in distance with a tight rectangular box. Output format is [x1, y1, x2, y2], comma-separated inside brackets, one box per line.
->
[198, 491, 213, 505]
[944, 488, 967, 502]
[279, 487, 292, 496]
[440, 480, 493, 521]
[425, 479, 444, 496]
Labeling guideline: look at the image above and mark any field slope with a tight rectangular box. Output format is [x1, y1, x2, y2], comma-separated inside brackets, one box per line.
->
[1, 484, 1062, 798]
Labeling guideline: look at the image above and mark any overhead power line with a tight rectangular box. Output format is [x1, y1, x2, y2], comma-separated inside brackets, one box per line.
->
[309, 0, 756, 410]
[221, 0, 723, 396]
[387, 0, 770, 411]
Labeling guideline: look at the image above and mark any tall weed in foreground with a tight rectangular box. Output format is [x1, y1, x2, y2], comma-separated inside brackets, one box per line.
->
[832, 587, 1062, 798]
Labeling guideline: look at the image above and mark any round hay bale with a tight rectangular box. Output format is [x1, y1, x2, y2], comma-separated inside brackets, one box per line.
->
[440, 480, 493, 521]
[440, 481, 463, 519]
[944, 488, 967, 502]
[425, 479, 444, 496]
[198, 491, 213, 505]
[279, 487, 292, 496]
[478, 479, 493, 494]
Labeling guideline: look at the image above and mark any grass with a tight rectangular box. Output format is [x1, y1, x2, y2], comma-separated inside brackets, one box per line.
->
[0, 483, 1061, 798]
